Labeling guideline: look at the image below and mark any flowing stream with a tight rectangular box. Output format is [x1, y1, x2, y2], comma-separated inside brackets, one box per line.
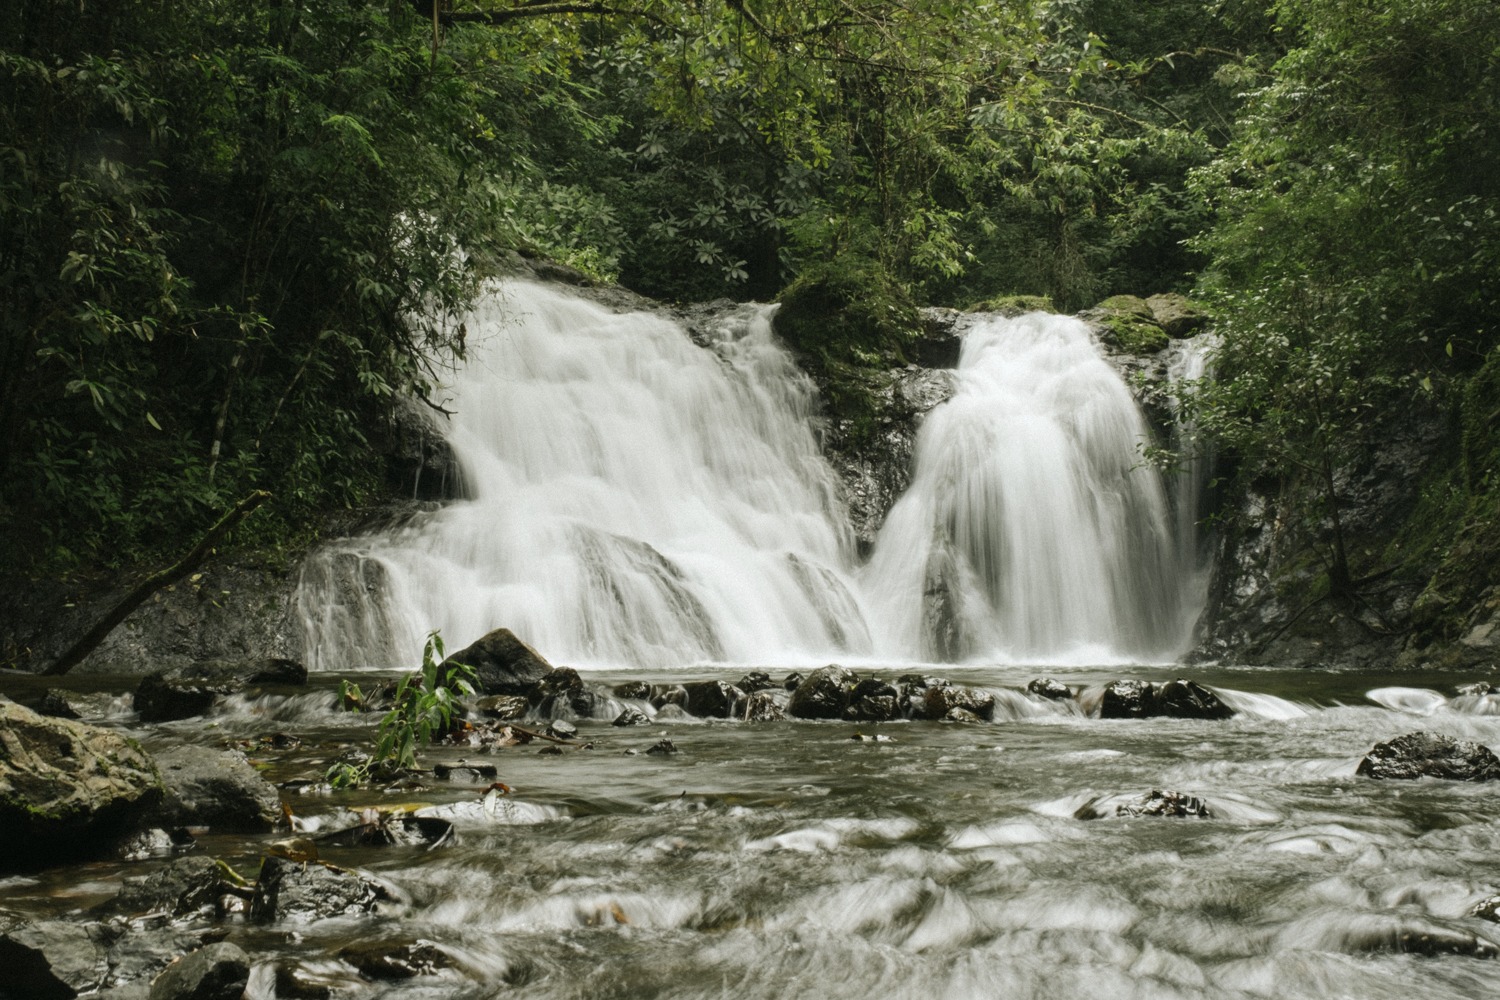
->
[7, 669, 1500, 1000]
[298, 281, 1205, 669]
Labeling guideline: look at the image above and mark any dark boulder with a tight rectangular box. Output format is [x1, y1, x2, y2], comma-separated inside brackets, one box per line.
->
[844, 693, 900, 723]
[645, 739, 678, 755]
[612, 708, 650, 727]
[147, 943, 249, 1000]
[338, 939, 454, 980]
[1027, 678, 1073, 701]
[250, 857, 394, 924]
[1356, 731, 1500, 781]
[0, 701, 162, 871]
[743, 690, 787, 722]
[474, 694, 529, 721]
[1076, 789, 1213, 820]
[152, 746, 281, 833]
[36, 689, 82, 719]
[1154, 679, 1234, 720]
[1470, 895, 1500, 922]
[612, 681, 652, 700]
[443, 628, 554, 696]
[1099, 680, 1153, 719]
[782, 672, 804, 691]
[546, 719, 578, 740]
[920, 685, 995, 722]
[1098, 679, 1233, 720]
[649, 684, 688, 710]
[736, 671, 775, 693]
[896, 674, 949, 715]
[135, 659, 306, 723]
[433, 762, 498, 782]
[788, 665, 858, 720]
[98, 856, 247, 920]
[536, 683, 614, 720]
[0, 915, 114, 999]
[682, 680, 745, 718]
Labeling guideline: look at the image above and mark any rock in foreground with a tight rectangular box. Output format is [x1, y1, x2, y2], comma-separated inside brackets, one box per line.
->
[0, 700, 162, 871]
[1356, 731, 1500, 781]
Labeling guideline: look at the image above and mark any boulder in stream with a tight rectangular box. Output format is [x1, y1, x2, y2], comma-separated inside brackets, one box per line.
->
[338, 939, 455, 980]
[443, 628, 554, 696]
[920, 685, 995, 722]
[682, 680, 745, 718]
[0, 913, 114, 999]
[98, 856, 250, 920]
[1027, 678, 1073, 701]
[135, 659, 306, 722]
[250, 856, 396, 924]
[1098, 679, 1233, 720]
[152, 745, 282, 833]
[788, 665, 858, 719]
[612, 707, 650, 727]
[146, 942, 249, 1000]
[1356, 731, 1500, 781]
[1075, 789, 1213, 820]
[0, 700, 162, 871]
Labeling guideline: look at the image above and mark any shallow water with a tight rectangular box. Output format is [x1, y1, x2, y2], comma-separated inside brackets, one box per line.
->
[6, 665, 1500, 999]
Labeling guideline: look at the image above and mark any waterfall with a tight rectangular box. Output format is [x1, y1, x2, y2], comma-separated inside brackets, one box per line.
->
[299, 280, 869, 670]
[860, 312, 1202, 663]
[298, 285, 1209, 669]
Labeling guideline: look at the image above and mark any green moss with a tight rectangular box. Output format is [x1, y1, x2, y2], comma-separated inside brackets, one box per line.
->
[965, 295, 1056, 316]
[1097, 314, 1170, 354]
[774, 259, 920, 445]
[1095, 294, 1155, 317]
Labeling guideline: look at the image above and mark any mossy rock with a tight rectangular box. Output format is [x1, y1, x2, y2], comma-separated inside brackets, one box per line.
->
[774, 263, 920, 368]
[774, 261, 920, 444]
[965, 294, 1056, 317]
[1146, 293, 1209, 337]
[1094, 294, 1155, 318]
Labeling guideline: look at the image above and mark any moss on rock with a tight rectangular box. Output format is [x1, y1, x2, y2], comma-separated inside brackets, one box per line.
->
[1083, 294, 1170, 355]
[965, 294, 1056, 317]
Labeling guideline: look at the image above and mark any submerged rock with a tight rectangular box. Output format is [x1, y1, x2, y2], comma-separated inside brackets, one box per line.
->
[1356, 731, 1500, 781]
[135, 659, 306, 722]
[1076, 789, 1213, 820]
[147, 942, 249, 1000]
[0, 700, 162, 871]
[1027, 678, 1073, 701]
[474, 695, 529, 721]
[338, 939, 454, 980]
[98, 856, 248, 920]
[250, 857, 394, 924]
[645, 739, 678, 755]
[612, 708, 650, 727]
[788, 665, 858, 719]
[152, 746, 281, 833]
[443, 628, 553, 696]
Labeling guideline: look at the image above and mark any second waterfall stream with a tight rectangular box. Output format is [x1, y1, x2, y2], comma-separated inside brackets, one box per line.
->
[298, 280, 1208, 669]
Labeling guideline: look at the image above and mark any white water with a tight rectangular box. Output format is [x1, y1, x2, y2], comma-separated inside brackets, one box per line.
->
[299, 283, 1208, 669]
[861, 313, 1201, 663]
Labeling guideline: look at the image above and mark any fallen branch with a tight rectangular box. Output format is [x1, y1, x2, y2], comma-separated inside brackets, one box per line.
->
[42, 491, 271, 676]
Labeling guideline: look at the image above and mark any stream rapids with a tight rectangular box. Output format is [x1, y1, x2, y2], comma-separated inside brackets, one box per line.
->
[6, 667, 1500, 999]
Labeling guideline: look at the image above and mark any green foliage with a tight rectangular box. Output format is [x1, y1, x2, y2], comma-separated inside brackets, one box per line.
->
[327, 631, 475, 788]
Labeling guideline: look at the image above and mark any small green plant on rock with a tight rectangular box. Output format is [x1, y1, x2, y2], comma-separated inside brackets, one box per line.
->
[327, 632, 475, 788]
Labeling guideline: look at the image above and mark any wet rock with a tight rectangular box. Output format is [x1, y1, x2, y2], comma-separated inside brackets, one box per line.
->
[743, 690, 787, 722]
[1456, 681, 1495, 697]
[1027, 678, 1073, 701]
[844, 691, 900, 722]
[546, 719, 578, 740]
[99, 856, 246, 919]
[848, 732, 896, 743]
[1099, 680, 1154, 719]
[1470, 895, 1500, 922]
[433, 762, 498, 782]
[338, 939, 454, 980]
[1098, 679, 1233, 720]
[443, 628, 554, 696]
[0, 914, 113, 998]
[1342, 918, 1500, 959]
[612, 708, 650, 727]
[1076, 789, 1213, 820]
[1145, 293, 1208, 338]
[0, 700, 163, 871]
[736, 671, 775, 693]
[134, 659, 306, 723]
[611, 681, 652, 700]
[113, 827, 195, 862]
[152, 746, 281, 833]
[782, 672, 804, 691]
[1356, 731, 1500, 781]
[146, 942, 249, 1000]
[682, 680, 745, 718]
[1154, 679, 1234, 720]
[474, 695, 529, 721]
[36, 688, 82, 719]
[645, 739, 678, 755]
[321, 814, 456, 851]
[275, 965, 336, 1000]
[536, 684, 614, 720]
[788, 665, 858, 720]
[249, 856, 394, 924]
[650, 685, 689, 710]
[653, 704, 690, 721]
[921, 685, 995, 722]
[896, 673, 949, 715]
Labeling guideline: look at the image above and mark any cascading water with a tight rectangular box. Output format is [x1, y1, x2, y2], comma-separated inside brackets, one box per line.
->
[299, 280, 869, 670]
[861, 312, 1204, 663]
[298, 284, 1209, 669]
